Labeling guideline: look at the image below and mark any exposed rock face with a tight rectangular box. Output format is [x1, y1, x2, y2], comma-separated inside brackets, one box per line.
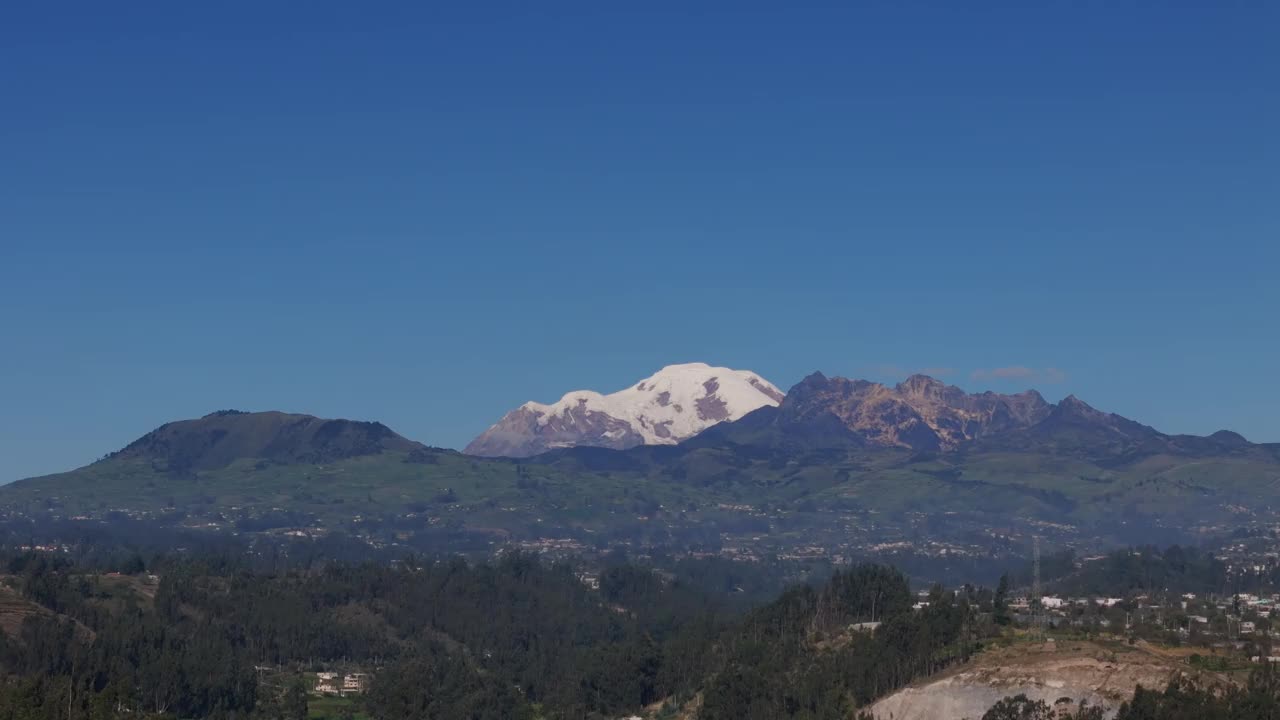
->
[868, 640, 1184, 720]
[778, 373, 1052, 451]
[465, 363, 784, 457]
[970, 393, 1169, 456]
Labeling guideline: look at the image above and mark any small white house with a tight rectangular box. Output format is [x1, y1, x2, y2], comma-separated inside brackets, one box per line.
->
[342, 673, 370, 695]
[315, 673, 340, 695]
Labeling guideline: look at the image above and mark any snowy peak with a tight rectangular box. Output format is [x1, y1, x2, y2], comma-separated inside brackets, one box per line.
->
[464, 363, 783, 457]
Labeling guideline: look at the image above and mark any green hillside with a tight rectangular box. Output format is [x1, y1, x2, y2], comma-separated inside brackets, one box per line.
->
[4, 409, 1278, 565]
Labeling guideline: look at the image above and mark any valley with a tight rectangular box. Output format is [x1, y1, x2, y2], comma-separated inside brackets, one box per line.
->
[3, 369, 1279, 719]
[3, 370, 1278, 589]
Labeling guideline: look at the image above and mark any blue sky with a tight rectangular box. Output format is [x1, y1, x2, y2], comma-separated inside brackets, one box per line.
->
[2, 2, 1276, 481]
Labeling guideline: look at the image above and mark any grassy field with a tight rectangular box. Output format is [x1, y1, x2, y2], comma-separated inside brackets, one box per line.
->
[308, 694, 367, 720]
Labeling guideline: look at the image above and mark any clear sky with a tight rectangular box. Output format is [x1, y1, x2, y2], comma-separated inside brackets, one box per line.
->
[2, 2, 1276, 481]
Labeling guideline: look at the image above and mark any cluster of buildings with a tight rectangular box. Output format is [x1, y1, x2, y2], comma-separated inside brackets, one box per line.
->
[1005, 589, 1280, 654]
[315, 672, 370, 696]
[1011, 595, 1124, 612]
[514, 537, 587, 554]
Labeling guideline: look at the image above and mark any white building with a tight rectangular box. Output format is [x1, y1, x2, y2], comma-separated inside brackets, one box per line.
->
[316, 673, 340, 695]
[342, 673, 370, 695]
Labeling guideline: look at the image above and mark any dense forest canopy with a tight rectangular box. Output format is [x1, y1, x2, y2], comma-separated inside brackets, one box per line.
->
[0, 545, 993, 720]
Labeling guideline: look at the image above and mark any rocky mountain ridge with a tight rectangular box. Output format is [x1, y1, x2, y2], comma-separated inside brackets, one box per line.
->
[776, 372, 1055, 451]
[690, 371, 1261, 462]
[469, 366, 1261, 459]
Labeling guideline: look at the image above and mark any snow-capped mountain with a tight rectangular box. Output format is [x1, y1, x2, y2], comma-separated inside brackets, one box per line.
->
[464, 362, 785, 457]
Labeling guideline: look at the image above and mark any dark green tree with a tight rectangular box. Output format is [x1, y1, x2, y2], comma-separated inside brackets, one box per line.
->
[283, 677, 308, 720]
[994, 573, 1012, 626]
[982, 694, 1054, 720]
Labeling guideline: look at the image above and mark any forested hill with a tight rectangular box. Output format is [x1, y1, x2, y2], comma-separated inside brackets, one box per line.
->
[0, 549, 982, 720]
[699, 566, 979, 719]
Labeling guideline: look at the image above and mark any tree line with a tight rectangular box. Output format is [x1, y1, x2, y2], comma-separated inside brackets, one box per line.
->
[0, 545, 1008, 720]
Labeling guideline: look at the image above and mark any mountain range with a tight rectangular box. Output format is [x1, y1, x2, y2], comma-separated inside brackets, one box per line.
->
[4, 363, 1278, 561]
[468, 366, 1257, 462]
